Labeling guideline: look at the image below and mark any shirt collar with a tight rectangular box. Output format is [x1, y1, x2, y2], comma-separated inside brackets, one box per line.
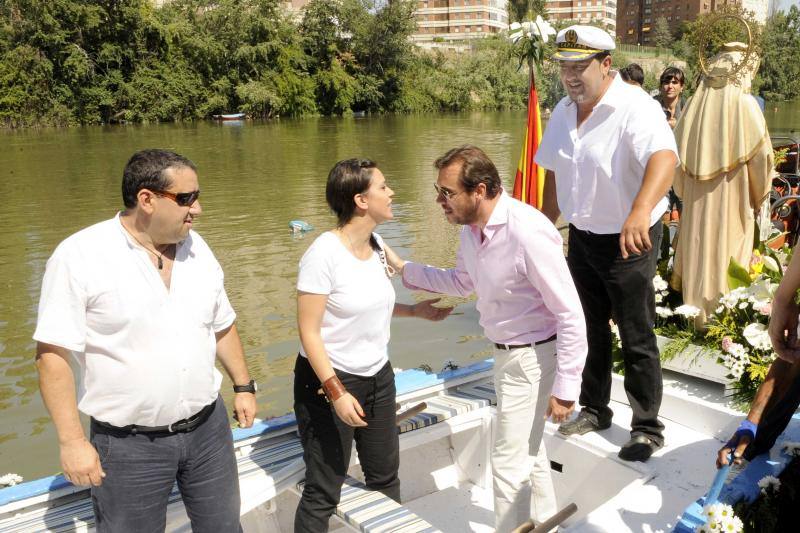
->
[471, 190, 509, 242]
[595, 71, 626, 110]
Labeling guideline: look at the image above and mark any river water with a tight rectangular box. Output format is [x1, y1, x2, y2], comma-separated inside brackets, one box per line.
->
[1, 105, 797, 481]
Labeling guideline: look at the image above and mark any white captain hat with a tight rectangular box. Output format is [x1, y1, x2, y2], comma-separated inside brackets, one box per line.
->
[553, 25, 616, 61]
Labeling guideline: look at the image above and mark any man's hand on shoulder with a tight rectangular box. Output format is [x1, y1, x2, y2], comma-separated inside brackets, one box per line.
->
[233, 392, 257, 428]
[619, 207, 652, 259]
[60, 437, 105, 487]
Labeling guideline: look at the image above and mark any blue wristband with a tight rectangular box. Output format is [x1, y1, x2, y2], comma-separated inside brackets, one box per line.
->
[726, 419, 757, 450]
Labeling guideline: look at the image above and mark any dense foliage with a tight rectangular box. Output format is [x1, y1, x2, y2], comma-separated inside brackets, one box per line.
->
[0, 0, 529, 128]
[1, 1, 798, 129]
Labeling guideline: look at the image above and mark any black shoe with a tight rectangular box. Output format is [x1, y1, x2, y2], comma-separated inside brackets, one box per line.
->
[617, 435, 662, 462]
[558, 411, 611, 436]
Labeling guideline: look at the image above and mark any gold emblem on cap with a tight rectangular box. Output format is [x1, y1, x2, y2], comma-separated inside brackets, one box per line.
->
[565, 29, 578, 45]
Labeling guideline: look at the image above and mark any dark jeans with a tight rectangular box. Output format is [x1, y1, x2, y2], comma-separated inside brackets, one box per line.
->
[293, 355, 400, 533]
[90, 396, 241, 533]
[567, 222, 665, 444]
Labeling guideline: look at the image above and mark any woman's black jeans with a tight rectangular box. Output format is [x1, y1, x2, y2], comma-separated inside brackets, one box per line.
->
[293, 355, 400, 533]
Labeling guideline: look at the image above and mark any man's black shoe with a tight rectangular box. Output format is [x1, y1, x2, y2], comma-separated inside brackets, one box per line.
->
[557, 411, 611, 436]
[617, 435, 662, 462]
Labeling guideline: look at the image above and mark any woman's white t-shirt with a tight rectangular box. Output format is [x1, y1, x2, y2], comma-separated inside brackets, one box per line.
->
[297, 231, 396, 376]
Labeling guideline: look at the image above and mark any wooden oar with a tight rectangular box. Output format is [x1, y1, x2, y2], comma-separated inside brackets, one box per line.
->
[396, 402, 427, 424]
[511, 502, 578, 533]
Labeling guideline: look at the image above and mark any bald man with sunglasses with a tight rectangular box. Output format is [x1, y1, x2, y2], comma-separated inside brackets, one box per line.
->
[34, 149, 256, 532]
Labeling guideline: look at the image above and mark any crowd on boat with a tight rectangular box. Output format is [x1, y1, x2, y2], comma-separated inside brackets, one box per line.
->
[28, 24, 796, 533]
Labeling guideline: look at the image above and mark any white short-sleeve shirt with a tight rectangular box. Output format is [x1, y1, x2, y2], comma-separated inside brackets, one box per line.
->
[297, 232, 396, 376]
[33, 214, 236, 427]
[535, 73, 679, 234]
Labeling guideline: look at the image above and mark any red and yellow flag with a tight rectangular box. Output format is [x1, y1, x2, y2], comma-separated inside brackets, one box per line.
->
[512, 70, 545, 208]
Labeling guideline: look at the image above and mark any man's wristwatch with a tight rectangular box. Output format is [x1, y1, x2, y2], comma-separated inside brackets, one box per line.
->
[233, 379, 257, 394]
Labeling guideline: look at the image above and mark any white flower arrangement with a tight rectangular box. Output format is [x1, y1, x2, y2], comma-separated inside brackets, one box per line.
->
[656, 306, 673, 318]
[653, 274, 669, 293]
[742, 323, 772, 351]
[508, 16, 556, 44]
[782, 441, 800, 457]
[757, 474, 781, 495]
[696, 502, 743, 533]
[0, 473, 23, 487]
[674, 304, 702, 318]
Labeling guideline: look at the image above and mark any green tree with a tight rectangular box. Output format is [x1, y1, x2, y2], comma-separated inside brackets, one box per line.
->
[653, 17, 672, 49]
[758, 6, 800, 101]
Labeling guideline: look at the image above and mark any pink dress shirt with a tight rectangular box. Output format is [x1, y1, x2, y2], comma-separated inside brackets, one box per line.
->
[403, 193, 588, 400]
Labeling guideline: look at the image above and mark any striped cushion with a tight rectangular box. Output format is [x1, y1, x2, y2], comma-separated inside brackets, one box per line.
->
[336, 476, 440, 533]
[454, 381, 497, 406]
[397, 392, 490, 433]
[0, 436, 304, 533]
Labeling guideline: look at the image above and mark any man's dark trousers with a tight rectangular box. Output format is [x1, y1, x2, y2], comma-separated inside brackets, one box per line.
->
[567, 221, 665, 445]
[90, 396, 241, 532]
[293, 355, 400, 533]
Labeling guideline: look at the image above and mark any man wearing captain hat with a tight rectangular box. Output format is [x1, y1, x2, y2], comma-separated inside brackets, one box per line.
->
[536, 25, 679, 462]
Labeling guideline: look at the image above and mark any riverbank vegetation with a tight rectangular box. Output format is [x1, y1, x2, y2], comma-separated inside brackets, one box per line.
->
[1, 0, 798, 128]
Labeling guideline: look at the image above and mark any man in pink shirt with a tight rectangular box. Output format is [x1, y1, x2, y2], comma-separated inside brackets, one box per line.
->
[392, 145, 587, 532]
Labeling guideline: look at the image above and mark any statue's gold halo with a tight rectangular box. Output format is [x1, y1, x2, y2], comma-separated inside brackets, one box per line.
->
[697, 13, 754, 81]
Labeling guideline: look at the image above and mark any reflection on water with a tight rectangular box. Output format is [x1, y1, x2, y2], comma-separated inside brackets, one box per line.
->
[0, 113, 523, 479]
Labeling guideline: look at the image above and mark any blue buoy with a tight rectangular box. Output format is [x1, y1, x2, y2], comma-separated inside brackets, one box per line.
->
[289, 220, 313, 233]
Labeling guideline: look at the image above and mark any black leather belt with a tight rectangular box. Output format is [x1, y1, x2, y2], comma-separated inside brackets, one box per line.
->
[494, 333, 557, 351]
[92, 399, 216, 436]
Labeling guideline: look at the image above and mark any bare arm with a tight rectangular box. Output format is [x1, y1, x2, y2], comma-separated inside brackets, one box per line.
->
[717, 358, 800, 467]
[541, 170, 560, 224]
[36, 342, 105, 486]
[297, 291, 366, 427]
[215, 324, 256, 428]
[619, 149, 676, 258]
[769, 249, 800, 363]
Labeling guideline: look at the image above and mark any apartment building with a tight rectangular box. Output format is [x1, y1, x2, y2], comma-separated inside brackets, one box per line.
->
[412, 0, 510, 47]
[545, 0, 618, 35]
[617, 0, 769, 45]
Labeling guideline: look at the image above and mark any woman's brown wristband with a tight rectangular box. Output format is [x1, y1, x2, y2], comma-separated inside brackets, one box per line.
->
[321, 375, 347, 402]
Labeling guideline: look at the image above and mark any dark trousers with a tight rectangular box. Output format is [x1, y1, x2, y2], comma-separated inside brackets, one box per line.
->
[90, 396, 241, 533]
[293, 355, 400, 533]
[567, 222, 665, 444]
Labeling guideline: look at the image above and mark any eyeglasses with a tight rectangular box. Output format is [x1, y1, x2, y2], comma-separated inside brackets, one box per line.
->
[433, 183, 463, 201]
[152, 189, 200, 207]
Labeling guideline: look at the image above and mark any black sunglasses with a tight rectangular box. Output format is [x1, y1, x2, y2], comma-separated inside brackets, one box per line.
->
[152, 189, 200, 207]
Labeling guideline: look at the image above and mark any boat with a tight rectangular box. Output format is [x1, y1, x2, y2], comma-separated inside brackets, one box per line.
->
[7, 347, 800, 532]
[212, 113, 247, 121]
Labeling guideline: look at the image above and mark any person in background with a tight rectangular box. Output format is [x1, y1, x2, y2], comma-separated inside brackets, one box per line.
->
[294, 158, 452, 532]
[655, 66, 686, 129]
[34, 149, 257, 532]
[619, 63, 645, 88]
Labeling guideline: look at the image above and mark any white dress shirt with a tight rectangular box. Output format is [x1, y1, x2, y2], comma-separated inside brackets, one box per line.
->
[535, 73, 679, 234]
[34, 214, 236, 427]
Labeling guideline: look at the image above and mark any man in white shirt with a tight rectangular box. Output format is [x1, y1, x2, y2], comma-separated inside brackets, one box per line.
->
[34, 149, 257, 532]
[536, 26, 678, 462]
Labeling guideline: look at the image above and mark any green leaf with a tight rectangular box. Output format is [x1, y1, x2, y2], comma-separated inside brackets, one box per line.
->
[727, 257, 752, 289]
